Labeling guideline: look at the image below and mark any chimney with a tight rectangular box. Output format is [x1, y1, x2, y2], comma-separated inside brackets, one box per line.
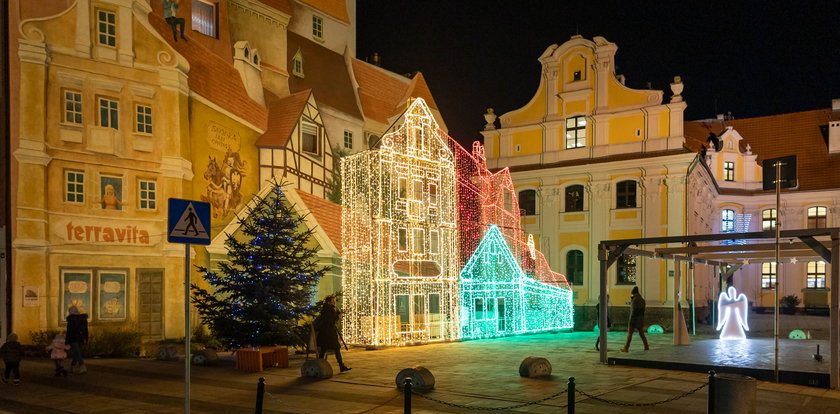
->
[830, 119, 840, 154]
[371, 52, 381, 67]
[832, 98, 840, 112]
[716, 114, 725, 121]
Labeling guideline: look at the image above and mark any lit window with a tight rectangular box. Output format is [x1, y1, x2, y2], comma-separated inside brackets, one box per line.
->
[343, 130, 353, 149]
[139, 180, 156, 210]
[412, 180, 423, 200]
[97, 10, 116, 47]
[429, 182, 438, 205]
[616, 180, 636, 209]
[98, 97, 119, 130]
[722, 209, 735, 232]
[807, 206, 827, 229]
[807, 261, 826, 289]
[503, 190, 512, 212]
[397, 228, 407, 251]
[136, 105, 152, 134]
[429, 231, 439, 254]
[397, 177, 407, 200]
[565, 185, 584, 212]
[301, 120, 319, 154]
[192, 0, 217, 38]
[64, 90, 82, 124]
[66, 171, 85, 203]
[724, 161, 735, 181]
[761, 262, 776, 289]
[566, 250, 584, 285]
[518, 189, 536, 216]
[474, 298, 485, 321]
[565, 116, 586, 149]
[412, 229, 424, 254]
[617, 255, 636, 284]
[762, 209, 777, 230]
[312, 15, 323, 39]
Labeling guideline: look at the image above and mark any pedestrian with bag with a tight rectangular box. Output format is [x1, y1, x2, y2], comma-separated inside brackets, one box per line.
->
[316, 295, 351, 372]
[620, 286, 650, 352]
[66, 306, 89, 374]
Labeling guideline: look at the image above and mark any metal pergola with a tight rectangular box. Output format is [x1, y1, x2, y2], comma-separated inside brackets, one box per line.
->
[597, 228, 840, 388]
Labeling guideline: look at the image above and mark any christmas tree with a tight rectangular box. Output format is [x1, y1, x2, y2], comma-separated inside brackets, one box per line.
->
[192, 184, 328, 349]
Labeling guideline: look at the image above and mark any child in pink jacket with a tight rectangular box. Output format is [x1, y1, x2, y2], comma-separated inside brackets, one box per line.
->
[46, 333, 70, 377]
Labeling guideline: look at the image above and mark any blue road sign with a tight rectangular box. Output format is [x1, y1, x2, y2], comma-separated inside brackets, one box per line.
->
[168, 198, 211, 245]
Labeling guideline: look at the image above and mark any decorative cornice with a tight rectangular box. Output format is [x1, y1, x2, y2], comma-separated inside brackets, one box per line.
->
[14, 139, 51, 166]
[231, 0, 292, 27]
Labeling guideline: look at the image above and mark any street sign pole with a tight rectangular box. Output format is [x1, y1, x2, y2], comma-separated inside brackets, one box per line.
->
[185, 242, 191, 414]
[774, 161, 782, 384]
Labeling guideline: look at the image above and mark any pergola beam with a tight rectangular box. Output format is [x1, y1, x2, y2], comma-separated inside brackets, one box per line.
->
[655, 241, 831, 255]
[623, 247, 730, 267]
[601, 228, 834, 248]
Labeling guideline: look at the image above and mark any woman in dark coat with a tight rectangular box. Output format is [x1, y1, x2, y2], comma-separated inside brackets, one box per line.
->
[316, 296, 351, 372]
[66, 306, 89, 374]
[620, 286, 649, 352]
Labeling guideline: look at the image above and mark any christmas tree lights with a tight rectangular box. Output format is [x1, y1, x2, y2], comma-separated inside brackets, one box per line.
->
[341, 98, 460, 346]
[459, 225, 574, 339]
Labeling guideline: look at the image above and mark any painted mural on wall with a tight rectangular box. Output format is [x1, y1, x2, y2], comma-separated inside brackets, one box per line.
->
[201, 122, 249, 218]
[99, 272, 127, 320]
[99, 176, 124, 210]
[63, 271, 92, 317]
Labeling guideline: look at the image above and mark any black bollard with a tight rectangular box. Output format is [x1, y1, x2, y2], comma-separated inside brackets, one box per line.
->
[255, 377, 266, 414]
[403, 377, 412, 413]
[707, 370, 715, 414]
[567, 377, 575, 414]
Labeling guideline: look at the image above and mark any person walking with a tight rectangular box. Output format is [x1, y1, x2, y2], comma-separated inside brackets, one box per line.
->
[316, 295, 351, 372]
[46, 333, 71, 377]
[0, 333, 23, 385]
[66, 306, 89, 374]
[620, 286, 650, 352]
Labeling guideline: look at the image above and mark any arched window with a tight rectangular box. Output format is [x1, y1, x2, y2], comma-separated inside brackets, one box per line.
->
[762, 209, 777, 230]
[807, 206, 827, 228]
[721, 209, 735, 232]
[565, 185, 584, 212]
[518, 189, 536, 216]
[616, 180, 636, 209]
[566, 250, 584, 285]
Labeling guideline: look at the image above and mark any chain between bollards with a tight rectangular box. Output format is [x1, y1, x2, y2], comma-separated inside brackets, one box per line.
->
[707, 370, 715, 414]
[567, 377, 575, 414]
[403, 377, 412, 414]
[255, 377, 266, 414]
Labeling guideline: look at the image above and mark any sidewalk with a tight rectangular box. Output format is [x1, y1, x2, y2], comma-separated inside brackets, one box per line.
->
[1, 332, 839, 413]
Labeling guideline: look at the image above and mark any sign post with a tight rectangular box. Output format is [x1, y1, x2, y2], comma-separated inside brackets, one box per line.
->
[168, 199, 211, 414]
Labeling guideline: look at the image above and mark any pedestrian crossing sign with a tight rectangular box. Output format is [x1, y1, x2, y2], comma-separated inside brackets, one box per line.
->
[167, 198, 211, 245]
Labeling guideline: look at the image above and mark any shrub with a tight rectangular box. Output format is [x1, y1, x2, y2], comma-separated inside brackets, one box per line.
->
[30, 329, 63, 349]
[781, 295, 801, 310]
[84, 327, 143, 358]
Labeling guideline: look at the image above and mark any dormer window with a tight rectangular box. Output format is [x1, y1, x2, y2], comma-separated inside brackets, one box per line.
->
[301, 120, 320, 155]
[573, 70, 582, 81]
[724, 161, 735, 181]
[292, 50, 304, 78]
[312, 15, 323, 39]
[96, 10, 117, 47]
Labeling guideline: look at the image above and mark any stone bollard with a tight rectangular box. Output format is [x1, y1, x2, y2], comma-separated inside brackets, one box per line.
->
[191, 348, 219, 366]
[395, 367, 435, 390]
[300, 358, 333, 379]
[519, 357, 552, 378]
[155, 345, 179, 361]
[712, 373, 756, 414]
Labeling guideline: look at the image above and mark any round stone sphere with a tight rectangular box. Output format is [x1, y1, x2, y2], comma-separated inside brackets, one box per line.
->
[519, 357, 552, 378]
[301, 358, 333, 379]
[395, 366, 435, 390]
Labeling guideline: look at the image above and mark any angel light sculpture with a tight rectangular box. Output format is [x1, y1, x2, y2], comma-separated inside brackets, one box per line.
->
[717, 286, 750, 340]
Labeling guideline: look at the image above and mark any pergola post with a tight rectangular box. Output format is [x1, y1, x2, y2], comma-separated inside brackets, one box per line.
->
[599, 244, 609, 364]
[831, 229, 839, 389]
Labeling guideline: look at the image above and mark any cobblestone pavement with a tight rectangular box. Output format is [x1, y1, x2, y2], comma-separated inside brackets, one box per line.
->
[1, 331, 839, 413]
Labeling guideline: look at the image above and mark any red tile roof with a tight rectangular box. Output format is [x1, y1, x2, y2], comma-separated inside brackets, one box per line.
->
[258, 0, 293, 15]
[685, 109, 840, 192]
[287, 32, 362, 119]
[296, 190, 343, 253]
[298, 0, 350, 23]
[351, 59, 440, 125]
[149, 13, 268, 131]
[256, 90, 312, 147]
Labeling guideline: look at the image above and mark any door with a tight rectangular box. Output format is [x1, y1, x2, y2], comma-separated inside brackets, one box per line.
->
[137, 269, 163, 339]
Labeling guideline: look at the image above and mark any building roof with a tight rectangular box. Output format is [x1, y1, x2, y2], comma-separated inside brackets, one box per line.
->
[256, 90, 312, 147]
[258, 0, 293, 15]
[351, 59, 440, 125]
[296, 190, 343, 254]
[297, 0, 350, 23]
[685, 109, 840, 192]
[504, 149, 693, 173]
[149, 13, 268, 131]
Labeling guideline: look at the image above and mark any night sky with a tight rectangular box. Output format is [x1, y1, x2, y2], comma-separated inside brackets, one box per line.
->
[357, 1, 840, 146]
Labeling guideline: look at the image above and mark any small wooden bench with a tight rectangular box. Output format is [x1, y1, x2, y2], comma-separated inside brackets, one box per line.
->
[235, 346, 289, 372]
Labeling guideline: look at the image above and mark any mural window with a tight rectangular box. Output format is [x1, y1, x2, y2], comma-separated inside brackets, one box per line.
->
[65, 170, 85, 203]
[343, 130, 353, 149]
[615, 180, 637, 209]
[565, 185, 584, 212]
[135, 104, 152, 134]
[63, 90, 83, 124]
[301, 120, 319, 155]
[397, 177, 407, 200]
[98, 97, 119, 130]
[61, 269, 127, 322]
[312, 15, 323, 39]
[518, 189, 536, 216]
[616, 255, 636, 284]
[429, 182, 438, 205]
[724, 161, 735, 181]
[761, 262, 776, 289]
[138, 180, 156, 210]
[721, 209, 735, 232]
[397, 228, 407, 251]
[292, 52, 304, 78]
[762, 208, 777, 230]
[99, 175, 124, 210]
[566, 250, 584, 285]
[807, 261, 826, 289]
[565, 116, 586, 149]
[96, 9, 116, 47]
[807, 206, 827, 228]
[192, 0, 218, 38]
[412, 229, 424, 254]
[429, 230, 439, 254]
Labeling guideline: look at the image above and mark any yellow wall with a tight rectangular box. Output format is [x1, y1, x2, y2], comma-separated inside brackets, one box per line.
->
[565, 100, 587, 115]
[508, 87, 546, 125]
[608, 114, 644, 144]
[658, 111, 670, 137]
[566, 54, 586, 83]
[607, 77, 650, 109]
[511, 128, 542, 155]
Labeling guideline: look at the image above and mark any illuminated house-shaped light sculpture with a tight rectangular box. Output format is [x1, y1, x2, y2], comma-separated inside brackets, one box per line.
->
[460, 225, 574, 339]
[341, 98, 459, 346]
